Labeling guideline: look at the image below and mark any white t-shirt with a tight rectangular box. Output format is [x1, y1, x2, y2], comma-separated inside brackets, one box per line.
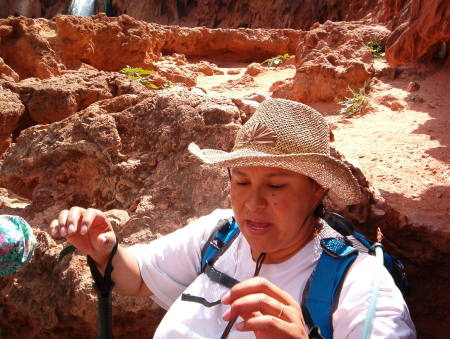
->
[130, 209, 416, 338]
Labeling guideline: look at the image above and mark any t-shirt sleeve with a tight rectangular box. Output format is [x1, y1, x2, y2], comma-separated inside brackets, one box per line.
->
[333, 254, 416, 339]
[128, 209, 233, 310]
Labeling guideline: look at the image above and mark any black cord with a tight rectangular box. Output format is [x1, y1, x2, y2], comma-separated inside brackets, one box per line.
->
[220, 252, 266, 339]
[87, 241, 119, 339]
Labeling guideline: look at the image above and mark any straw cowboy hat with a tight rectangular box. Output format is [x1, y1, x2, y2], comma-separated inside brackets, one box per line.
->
[189, 98, 361, 206]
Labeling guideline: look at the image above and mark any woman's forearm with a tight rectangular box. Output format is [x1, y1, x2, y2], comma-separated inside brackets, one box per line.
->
[95, 245, 152, 297]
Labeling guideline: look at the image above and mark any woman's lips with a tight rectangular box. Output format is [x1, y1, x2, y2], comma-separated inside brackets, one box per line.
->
[245, 219, 272, 235]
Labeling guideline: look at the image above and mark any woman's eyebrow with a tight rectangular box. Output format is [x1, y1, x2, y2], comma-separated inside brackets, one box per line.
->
[232, 169, 247, 177]
[265, 173, 291, 178]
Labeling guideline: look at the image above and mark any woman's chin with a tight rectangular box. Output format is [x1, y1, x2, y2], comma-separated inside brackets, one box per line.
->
[246, 238, 276, 257]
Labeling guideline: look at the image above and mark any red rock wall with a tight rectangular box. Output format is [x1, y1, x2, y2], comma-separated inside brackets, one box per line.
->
[386, 0, 450, 65]
[0, 14, 303, 81]
[111, 0, 391, 29]
[2, 1, 449, 66]
[0, 0, 67, 19]
[2, 0, 398, 28]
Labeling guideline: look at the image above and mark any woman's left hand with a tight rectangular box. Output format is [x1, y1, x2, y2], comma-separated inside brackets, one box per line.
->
[221, 277, 309, 338]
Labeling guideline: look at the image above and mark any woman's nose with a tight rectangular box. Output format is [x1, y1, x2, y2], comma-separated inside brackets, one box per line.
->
[244, 187, 267, 211]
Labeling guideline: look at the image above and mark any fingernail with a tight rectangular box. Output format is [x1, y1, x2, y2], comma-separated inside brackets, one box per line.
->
[100, 234, 109, 245]
[68, 224, 76, 234]
[221, 291, 230, 304]
[60, 227, 67, 236]
[222, 308, 230, 321]
[236, 321, 244, 330]
[80, 225, 87, 235]
[51, 228, 57, 236]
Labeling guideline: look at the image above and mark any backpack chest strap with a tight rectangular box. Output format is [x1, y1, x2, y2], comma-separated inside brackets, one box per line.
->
[204, 263, 240, 289]
[303, 238, 359, 339]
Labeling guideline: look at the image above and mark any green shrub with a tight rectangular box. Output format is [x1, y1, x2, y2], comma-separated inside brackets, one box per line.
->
[337, 82, 370, 117]
[262, 53, 291, 67]
[366, 41, 385, 58]
[120, 66, 172, 89]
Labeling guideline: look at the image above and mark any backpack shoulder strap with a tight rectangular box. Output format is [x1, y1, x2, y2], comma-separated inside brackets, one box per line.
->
[325, 213, 410, 297]
[303, 238, 359, 339]
[200, 217, 240, 272]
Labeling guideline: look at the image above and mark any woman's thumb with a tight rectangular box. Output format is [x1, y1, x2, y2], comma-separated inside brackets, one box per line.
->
[97, 233, 116, 250]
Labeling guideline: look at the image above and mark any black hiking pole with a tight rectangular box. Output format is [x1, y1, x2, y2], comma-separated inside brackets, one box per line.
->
[87, 241, 119, 339]
[97, 289, 114, 339]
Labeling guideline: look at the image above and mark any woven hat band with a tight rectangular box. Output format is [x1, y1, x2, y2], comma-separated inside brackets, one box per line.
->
[233, 99, 331, 156]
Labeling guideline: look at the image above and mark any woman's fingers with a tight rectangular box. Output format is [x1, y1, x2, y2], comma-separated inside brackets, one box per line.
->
[223, 277, 293, 306]
[82, 208, 116, 248]
[222, 293, 287, 321]
[49, 218, 59, 237]
[236, 314, 285, 331]
[221, 277, 308, 338]
[57, 209, 69, 237]
[65, 206, 84, 235]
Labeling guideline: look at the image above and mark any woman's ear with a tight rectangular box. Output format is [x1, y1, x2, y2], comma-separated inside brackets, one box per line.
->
[312, 183, 328, 206]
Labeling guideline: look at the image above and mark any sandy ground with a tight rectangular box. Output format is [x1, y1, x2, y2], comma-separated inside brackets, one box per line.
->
[196, 61, 450, 231]
[197, 63, 296, 98]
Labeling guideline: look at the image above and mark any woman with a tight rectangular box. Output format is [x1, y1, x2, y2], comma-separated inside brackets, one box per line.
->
[50, 99, 415, 338]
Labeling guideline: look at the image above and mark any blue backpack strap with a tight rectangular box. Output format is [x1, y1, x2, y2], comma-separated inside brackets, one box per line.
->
[303, 238, 359, 339]
[352, 232, 410, 296]
[326, 213, 410, 297]
[201, 217, 240, 272]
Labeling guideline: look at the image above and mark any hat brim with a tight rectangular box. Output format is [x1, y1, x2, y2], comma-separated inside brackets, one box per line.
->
[188, 142, 361, 207]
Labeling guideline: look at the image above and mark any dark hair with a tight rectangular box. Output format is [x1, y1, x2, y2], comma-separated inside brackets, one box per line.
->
[314, 203, 326, 219]
[307, 177, 327, 218]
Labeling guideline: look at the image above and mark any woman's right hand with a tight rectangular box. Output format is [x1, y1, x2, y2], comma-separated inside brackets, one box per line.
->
[49, 207, 117, 266]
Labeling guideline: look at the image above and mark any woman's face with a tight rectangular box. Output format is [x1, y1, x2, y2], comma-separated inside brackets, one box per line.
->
[230, 166, 324, 263]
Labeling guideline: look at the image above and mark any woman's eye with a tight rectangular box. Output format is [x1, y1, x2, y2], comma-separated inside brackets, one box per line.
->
[268, 184, 285, 189]
[235, 182, 249, 186]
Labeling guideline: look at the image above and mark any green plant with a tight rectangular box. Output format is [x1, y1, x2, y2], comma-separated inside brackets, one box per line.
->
[337, 82, 370, 117]
[262, 53, 291, 67]
[120, 66, 172, 89]
[366, 41, 385, 58]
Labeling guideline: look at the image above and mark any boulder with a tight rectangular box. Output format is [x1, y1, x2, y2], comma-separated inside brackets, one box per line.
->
[0, 56, 19, 82]
[245, 63, 264, 76]
[0, 87, 240, 337]
[272, 22, 390, 103]
[3, 70, 149, 124]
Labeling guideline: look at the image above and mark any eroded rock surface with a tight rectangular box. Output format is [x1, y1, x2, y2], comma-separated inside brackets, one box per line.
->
[272, 22, 390, 103]
[2, 1, 448, 66]
[0, 86, 25, 156]
[111, 0, 393, 30]
[2, 70, 148, 124]
[0, 87, 240, 337]
[0, 15, 302, 81]
[386, 0, 450, 65]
